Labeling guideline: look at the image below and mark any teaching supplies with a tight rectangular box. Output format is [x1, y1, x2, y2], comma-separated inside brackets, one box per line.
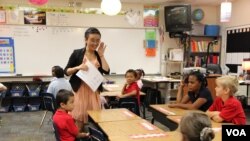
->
[76, 60, 104, 92]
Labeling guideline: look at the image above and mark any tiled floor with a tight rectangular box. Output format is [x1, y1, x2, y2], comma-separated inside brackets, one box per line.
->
[0, 108, 249, 141]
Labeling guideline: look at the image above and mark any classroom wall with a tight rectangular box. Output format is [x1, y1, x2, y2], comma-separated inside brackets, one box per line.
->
[0, 0, 221, 77]
[219, 0, 250, 67]
[0, 0, 144, 28]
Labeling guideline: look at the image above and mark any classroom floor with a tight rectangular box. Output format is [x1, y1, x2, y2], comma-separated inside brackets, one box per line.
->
[1, 108, 250, 141]
[0, 108, 170, 141]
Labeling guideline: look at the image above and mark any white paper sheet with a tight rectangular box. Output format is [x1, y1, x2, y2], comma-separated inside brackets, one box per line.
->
[76, 60, 104, 92]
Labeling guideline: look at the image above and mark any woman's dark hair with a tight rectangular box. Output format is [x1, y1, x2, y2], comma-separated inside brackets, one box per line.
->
[53, 66, 64, 78]
[84, 27, 101, 39]
[56, 89, 74, 107]
[188, 70, 207, 87]
[125, 69, 137, 78]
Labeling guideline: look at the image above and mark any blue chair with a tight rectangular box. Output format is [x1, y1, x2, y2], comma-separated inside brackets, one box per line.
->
[88, 127, 105, 141]
[39, 92, 57, 129]
[52, 122, 61, 141]
[118, 97, 140, 116]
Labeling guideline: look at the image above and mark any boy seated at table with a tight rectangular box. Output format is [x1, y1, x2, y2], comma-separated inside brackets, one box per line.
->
[53, 89, 89, 141]
[206, 75, 246, 125]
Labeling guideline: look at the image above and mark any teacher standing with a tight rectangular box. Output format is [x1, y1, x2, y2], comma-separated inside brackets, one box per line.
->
[64, 27, 110, 130]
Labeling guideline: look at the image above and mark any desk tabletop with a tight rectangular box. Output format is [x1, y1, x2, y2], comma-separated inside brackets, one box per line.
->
[103, 84, 124, 92]
[109, 130, 221, 141]
[167, 115, 223, 128]
[87, 108, 141, 123]
[98, 119, 168, 141]
[150, 104, 199, 116]
[142, 77, 181, 83]
[166, 130, 221, 141]
[100, 91, 145, 97]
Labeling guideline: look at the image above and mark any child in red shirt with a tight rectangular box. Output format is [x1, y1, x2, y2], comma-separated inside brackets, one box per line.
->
[53, 89, 89, 141]
[116, 69, 140, 105]
[206, 75, 246, 125]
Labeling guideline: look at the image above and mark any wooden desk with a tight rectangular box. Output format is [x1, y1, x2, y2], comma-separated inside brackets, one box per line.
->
[167, 115, 223, 128]
[167, 130, 221, 141]
[87, 108, 141, 123]
[150, 104, 196, 116]
[142, 77, 180, 89]
[98, 119, 169, 141]
[103, 84, 123, 92]
[149, 104, 200, 131]
[100, 91, 145, 97]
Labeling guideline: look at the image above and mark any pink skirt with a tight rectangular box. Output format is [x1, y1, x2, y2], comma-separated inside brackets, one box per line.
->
[70, 82, 101, 123]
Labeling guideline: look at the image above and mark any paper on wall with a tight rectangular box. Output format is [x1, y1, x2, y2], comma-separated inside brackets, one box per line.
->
[76, 60, 104, 92]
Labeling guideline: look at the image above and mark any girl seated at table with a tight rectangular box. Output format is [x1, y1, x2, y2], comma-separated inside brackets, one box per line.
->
[116, 69, 140, 105]
[168, 71, 213, 112]
[135, 69, 145, 89]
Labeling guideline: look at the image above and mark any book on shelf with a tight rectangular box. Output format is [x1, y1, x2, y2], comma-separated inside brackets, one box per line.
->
[190, 40, 220, 52]
[191, 55, 219, 67]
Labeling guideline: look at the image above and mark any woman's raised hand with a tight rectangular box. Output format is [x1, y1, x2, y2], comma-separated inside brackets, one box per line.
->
[97, 42, 106, 57]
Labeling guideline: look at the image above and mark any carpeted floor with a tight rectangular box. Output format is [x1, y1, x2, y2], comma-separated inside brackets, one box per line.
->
[1, 108, 250, 141]
[0, 109, 169, 141]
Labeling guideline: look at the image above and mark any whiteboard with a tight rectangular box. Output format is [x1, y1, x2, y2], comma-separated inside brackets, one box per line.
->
[0, 25, 160, 75]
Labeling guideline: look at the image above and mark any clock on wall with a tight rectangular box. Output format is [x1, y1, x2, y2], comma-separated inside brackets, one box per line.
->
[192, 8, 204, 22]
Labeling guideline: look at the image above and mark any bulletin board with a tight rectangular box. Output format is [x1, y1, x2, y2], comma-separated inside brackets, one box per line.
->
[0, 37, 15, 73]
[0, 25, 161, 75]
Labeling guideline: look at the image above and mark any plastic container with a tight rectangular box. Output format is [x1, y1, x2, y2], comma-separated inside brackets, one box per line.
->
[204, 25, 220, 36]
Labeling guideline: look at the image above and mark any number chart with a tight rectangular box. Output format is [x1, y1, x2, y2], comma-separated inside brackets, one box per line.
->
[0, 37, 15, 73]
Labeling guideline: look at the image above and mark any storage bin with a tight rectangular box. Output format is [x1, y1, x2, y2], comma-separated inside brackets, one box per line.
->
[191, 24, 205, 35]
[10, 83, 26, 97]
[0, 106, 10, 113]
[27, 104, 40, 111]
[10, 90, 25, 97]
[204, 25, 220, 36]
[13, 105, 26, 112]
[0, 91, 7, 98]
[12, 97, 27, 112]
[26, 84, 41, 97]
[27, 97, 41, 111]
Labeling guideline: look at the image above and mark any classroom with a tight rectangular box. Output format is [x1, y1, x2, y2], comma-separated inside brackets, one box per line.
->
[0, 0, 250, 141]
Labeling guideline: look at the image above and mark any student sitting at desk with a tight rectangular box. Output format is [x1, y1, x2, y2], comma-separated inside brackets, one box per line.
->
[135, 69, 145, 89]
[47, 66, 72, 98]
[116, 69, 140, 105]
[168, 71, 213, 112]
[180, 112, 215, 141]
[53, 90, 89, 141]
[206, 75, 246, 125]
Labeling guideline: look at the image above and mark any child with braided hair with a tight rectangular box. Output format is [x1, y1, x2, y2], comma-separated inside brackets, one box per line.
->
[168, 71, 213, 111]
[180, 112, 215, 141]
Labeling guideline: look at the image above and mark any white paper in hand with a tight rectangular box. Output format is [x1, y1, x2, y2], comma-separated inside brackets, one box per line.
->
[76, 60, 104, 92]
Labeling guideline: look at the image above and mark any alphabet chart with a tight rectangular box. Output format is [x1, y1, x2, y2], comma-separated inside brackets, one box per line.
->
[0, 37, 15, 73]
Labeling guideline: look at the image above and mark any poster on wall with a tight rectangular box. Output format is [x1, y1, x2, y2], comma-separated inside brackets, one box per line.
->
[0, 10, 6, 23]
[24, 10, 46, 25]
[143, 5, 159, 27]
[0, 37, 15, 73]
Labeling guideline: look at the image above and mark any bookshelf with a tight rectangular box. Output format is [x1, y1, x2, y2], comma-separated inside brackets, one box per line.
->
[186, 35, 221, 67]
